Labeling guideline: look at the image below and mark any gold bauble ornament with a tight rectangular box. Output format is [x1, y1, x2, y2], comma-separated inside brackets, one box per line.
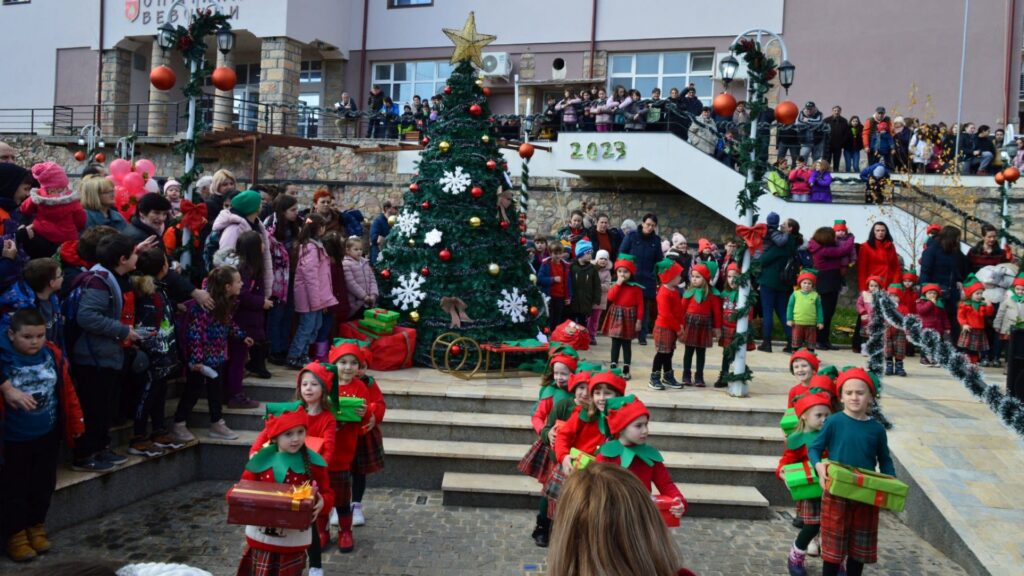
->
[409, 311, 420, 322]
[408, 238, 416, 246]
[529, 274, 538, 284]
[488, 263, 500, 276]
[439, 141, 451, 153]
[469, 216, 481, 228]
[475, 78, 485, 87]
[387, 215, 398, 226]
[481, 134, 490, 144]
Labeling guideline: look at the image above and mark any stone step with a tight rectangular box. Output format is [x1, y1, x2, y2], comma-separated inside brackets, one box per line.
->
[440, 472, 770, 520]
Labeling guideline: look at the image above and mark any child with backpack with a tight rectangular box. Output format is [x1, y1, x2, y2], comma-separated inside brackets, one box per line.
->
[0, 258, 64, 349]
[289, 215, 337, 369]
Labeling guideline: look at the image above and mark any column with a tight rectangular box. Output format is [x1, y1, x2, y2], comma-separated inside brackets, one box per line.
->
[100, 49, 132, 137]
[321, 58, 347, 139]
[146, 42, 171, 136]
[212, 49, 235, 131]
[258, 37, 303, 135]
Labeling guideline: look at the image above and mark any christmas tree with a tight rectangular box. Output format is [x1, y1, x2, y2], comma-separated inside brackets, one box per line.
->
[375, 13, 547, 364]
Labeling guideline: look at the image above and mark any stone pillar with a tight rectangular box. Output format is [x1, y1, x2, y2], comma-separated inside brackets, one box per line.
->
[321, 59, 347, 139]
[582, 50, 608, 82]
[146, 43, 171, 136]
[100, 49, 132, 137]
[212, 49, 236, 131]
[258, 37, 303, 135]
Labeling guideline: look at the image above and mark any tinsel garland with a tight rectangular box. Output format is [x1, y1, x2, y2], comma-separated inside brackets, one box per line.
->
[873, 290, 1024, 438]
[864, 291, 894, 429]
[1001, 182, 1013, 247]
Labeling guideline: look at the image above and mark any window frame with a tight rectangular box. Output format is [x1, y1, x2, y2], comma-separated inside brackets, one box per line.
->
[387, 0, 432, 8]
[608, 51, 716, 105]
[372, 60, 453, 107]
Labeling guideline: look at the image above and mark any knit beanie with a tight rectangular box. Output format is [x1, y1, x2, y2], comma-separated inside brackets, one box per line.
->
[163, 179, 182, 194]
[231, 189, 261, 216]
[31, 161, 68, 194]
[766, 212, 780, 229]
[575, 239, 594, 258]
[595, 249, 610, 263]
[790, 349, 820, 374]
[604, 394, 650, 437]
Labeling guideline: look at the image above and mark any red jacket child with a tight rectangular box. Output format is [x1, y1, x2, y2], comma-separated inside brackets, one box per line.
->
[654, 284, 684, 332]
[554, 371, 626, 466]
[916, 284, 951, 335]
[957, 280, 995, 331]
[249, 363, 338, 467]
[606, 282, 645, 324]
[531, 353, 577, 434]
[19, 162, 86, 245]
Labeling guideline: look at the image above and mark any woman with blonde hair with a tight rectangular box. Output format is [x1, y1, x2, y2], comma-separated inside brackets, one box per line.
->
[80, 174, 126, 231]
[547, 462, 695, 576]
[205, 168, 236, 228]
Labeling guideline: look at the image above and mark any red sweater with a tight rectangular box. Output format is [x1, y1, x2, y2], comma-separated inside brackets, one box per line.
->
[329, 378, 372, 471]
[239, 463, 331, 553]
[916, 298, 950, 334]
[595, 453, 686, 505]
[531, 395, 556, 435]
[554, 406, 606, 463]
[654, 285, 684, 332]
[363, 376, 387, 424]
[607, 283, 644, 320]
[957, 302, 995, 330]
[680, 290, 722, 328]
[893, 286, 918, 315]
[249, 409, 338, 467]
[787, 381, 813, 408]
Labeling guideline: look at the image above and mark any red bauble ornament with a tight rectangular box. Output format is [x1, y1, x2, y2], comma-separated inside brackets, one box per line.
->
[482, 87, 491, 96]
[518, 213, 527, 221]
[486, 160, 497, 170]
[93, 153, 105, 163]
[500, 220, 509, 230]
[439, 248, 452, 262]
[451, 344, 462, 356]
[444, 86, 452, 95]
[1004, 166, 1021, 183]
[421, 136, 430, 146]
[150, 65, 176, 91]
[520, 236, 527, 245]
[775, 101, 799, 126]
[543, 327, 551, 335]
[529, 306, 539, 317]
[420, 266, 430, 277]
[380, 269, 392, 280]
[469, 104, 482, 117]
[421, 201, 431, 210]
[518, 142, 535, 159]
[713, 92, 738, 118]
[211, 66, 237, 92]
[471, 186, 483, 198]
[74, 151, 86, 162]
[996, 172, 1006, 185]
[409, 182, 419, 192]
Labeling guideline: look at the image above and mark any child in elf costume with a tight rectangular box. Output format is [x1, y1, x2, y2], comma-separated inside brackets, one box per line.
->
[787, 270, 823, 352]
[236, 405, 329, 576]
[916, 283, 950, 365]
[883, 281, 911, 377]
[787, 349, 821, 408]
[957, 275, 996, 365]
[596, 395, 687, 518]
[715, 262, 755, 388]
[650, 258, 685, 391]
[18, 162, 86, 259]
[349, 343, 385, 528]
[810, 367, 895, 576]
[778, 392, 834, 574]
[679, 262, 722, 387]
[603, 256, 644, 380]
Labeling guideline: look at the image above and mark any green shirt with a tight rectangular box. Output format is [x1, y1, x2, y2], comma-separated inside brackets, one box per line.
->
[808, 412, 895, 476]
[787, 290, 823, 325]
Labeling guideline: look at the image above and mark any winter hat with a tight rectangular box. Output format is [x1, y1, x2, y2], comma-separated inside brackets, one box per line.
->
[588, 370, 627, 396]
[31, 161, 68, 194]
[926, 223, 941, 235]
[796, 270, 817, 287]
[671, 232, 687, 248]
[1013, 274, 1024, 288]
[817, 364, 839, 381]
[595, 249, 610, 263]
[795, 392, 833, 418]
[656, 258, 683, 284]
[231, 189, 261, 216]
[0, 163, 31, 201]
[163, 179, 182, 194]
[766, 212, 781, 229]
[525, 240, 536, 250]
[575, 239, 594, 258]
[887, 282, 903, 295]
[329, 340, 364, 364]
[866, 275, 886, 289]
[872, 165, 886, 178]
[604, 394, 649, 438]
[568, 371, 592, 392]
[264, 404, 309, 439]
[613, 257, 637, 277]
[902, 270, 919, 283]
[790, 349, 820, 374]
[921, 283, 943, 295]
[548, 342, 579, 360]
[620, 218, 637, 234]
[691, 262, 712, 283]
[550, 353, 579, 374]
[726, 261, 740, 274]
[963, 273, 985, 297]
[698, 238, 715, 253]
[833, 219, 848, 232]
[807, 374, 837, 400]
[298, 361, 335, 393]
[836, 366, 880, 397]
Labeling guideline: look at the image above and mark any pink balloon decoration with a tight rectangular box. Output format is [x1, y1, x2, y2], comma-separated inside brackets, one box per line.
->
[109, 158, 131, 178]
[123, 171, 145, 193]
[135, 159, 157, 179]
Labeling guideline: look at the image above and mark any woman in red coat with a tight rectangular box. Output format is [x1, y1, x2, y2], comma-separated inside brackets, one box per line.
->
[856, 222, 901, 291]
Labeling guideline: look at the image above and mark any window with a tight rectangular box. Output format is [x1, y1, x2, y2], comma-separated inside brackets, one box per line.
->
[300, 60, 322, 84]
[235, 63, 261, 86]
[372, 60, 452, 106]
[297, 94, 320, 138]
[608, 51, 715, 104]
[388, 0, 432, 7]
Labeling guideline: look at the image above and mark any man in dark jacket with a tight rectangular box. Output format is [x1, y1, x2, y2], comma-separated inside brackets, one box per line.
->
[825, 106, 849, 171]
[863, 106, 887, 165]
[586, 213, 623, 262]
[963, 124, 995, 174]
[368, 200, 397, 265]
[618, 213, 663, 345]
[797, 101, 825, 162]
[366, 85, 385, 137]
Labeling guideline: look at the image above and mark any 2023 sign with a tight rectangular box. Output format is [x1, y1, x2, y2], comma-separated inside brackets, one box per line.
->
[569, 141, 626, 160]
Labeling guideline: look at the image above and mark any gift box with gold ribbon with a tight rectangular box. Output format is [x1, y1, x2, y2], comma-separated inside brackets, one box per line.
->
[226, 480, 316, 530]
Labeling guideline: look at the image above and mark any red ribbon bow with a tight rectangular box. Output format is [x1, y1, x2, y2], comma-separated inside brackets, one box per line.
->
[736, 223, 768, 252]
[180, 200, 208, 235]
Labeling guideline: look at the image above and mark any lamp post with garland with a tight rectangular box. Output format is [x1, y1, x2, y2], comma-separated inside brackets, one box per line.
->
[718, 29, 795, 398]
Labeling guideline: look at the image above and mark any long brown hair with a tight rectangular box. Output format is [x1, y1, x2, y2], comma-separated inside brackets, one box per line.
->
[548, 463, 683, 576]
[812, 226, 836, 246]
[939, 225, 961, 254]
[296, 213, 326, 247]
[207, 265, 239, 324]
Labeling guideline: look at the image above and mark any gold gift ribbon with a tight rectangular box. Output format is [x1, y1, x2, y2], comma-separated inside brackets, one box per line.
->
[232, 482, 314, 511]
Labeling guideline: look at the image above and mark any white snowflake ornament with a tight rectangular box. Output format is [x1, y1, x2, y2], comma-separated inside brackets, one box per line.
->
[424, 228, 443, 247]
[391, 273, 426, 310]
[439, 166, 472, 195]
[395, 210, 421, 237]
[497, 287, 530, 323]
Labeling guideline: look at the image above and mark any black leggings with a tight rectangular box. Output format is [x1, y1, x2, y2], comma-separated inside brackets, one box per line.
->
[824, 559, 864, 576]
[352, 473, 367, 503]
[818, 291, 840, 345]
[652, 351, 674, 374]
[610, 337, 632, 366]
[795, 523, 820, 550]
[308, 524, 323, 568]
[683, 346, 706, 375]
[174, 369, 224, 424]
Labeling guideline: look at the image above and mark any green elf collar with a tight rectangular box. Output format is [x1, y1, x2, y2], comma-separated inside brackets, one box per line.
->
[786, 430, 820, 450]
[720, 287, 738, 303]
[683, 285, 711, 303]
[1012, 294, 1024, 304]
[598, 439, 663, 468]
[539, 384, 574, 404]
[246, 444, 327, 483]
[964, 299, 984, 310]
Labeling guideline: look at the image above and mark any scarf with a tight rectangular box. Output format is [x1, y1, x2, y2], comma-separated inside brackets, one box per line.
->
[599, 439, 664, 468]
[245, 444, 327, 483]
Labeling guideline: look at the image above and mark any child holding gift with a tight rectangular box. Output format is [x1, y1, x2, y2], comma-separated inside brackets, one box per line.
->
[327, 341, 372, 553]
[596, 395, 687, 519]
[603, 257, 644, 380]
[916, 283, 951, 366]
[810, 367, 895, 576]
[787, 349, 821, 408]
[787, 270, 823, 352]
[777, 392, 833, 572]
[350, 344, 385, 528]
[715, 262, 754, 388]
[236, 405, 328, 576]
[18, 162, 86, 259]
[957, 275, 996, 365]
[650, 258, 685, 391]
[679, 262, 722, 387]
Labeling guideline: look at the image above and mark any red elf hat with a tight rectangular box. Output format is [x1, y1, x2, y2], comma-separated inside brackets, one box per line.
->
[790, 348, 821, 374]
[656, 258, 684, 284]
[604, 394, 650, 437]
[264, 405, 310, 439]
[298, 361, 335, 393]
[836, 366, 880, 397]
[795, 392, 833, 417]
[568, 371, 592, 392]
[329, 341, 364, 364]
[613, 257, 637, 277]
[550, 353, 578, 373]
[588, 370, 627, 396]
[921, 283, 942, 295]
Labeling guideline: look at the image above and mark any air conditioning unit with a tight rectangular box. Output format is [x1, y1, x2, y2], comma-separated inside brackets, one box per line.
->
[480, 52, 512, 78]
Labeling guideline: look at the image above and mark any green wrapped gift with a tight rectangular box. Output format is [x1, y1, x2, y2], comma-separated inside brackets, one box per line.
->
[332, 397, 366, 422]
[570, 447, 595, 470]
[359, 317, 395, 335]
[780, 407, 798, 437]
[364, 308, 400, 323]
[826, 462, 908, 513]
[782, 461, 823, 501]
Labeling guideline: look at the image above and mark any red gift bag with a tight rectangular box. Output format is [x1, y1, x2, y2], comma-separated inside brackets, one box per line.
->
[550, 319, 590, 351]
[338, 320, 417, 371]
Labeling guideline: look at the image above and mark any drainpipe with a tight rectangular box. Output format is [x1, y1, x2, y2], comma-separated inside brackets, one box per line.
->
[96, 0, 105, 127]
[1003, 0, 1016, 126]
[358, 0, 369, 124]
[588, 0, 597, 79]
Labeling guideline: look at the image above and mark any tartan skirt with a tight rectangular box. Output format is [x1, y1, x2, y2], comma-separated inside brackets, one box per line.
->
[720, 324, 756, 350]
[884, 326, 907, 359]
[820, 490, 880, 565]
[518, 438, 552, 481]
[680, 313, 713, 349]
[351, 426, 385, 475]
[603, 304, 638, 340]
[653, 326, 677, 353]
[237, 547, 307, 576]
[796, 497, 822, 526]
[957, 328, 989, 353]
[543, 467, 568, 518]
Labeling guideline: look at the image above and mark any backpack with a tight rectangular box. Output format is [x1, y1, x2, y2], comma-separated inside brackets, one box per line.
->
[201, 229, 223, 276]
[62, 270, 110, 354]
[779, 252, 803, 287]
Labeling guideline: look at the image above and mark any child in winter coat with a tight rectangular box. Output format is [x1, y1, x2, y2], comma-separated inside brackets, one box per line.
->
[679, 262, 722, 387]
[540, 243, 573, 329]
[568, 240, 602, 343]
[788, 158, 812, 202]
[0, 257, 64, 349]
[650, 259, 684, 391]
[603, 257, 644, 380]
[592, 250, 613, 343]
[234, 405, 328, 576]
[787, 270, 823, 352]
[18, 162, 86, 258]
[289, 215, 338, 369]
[342, 237, 377, 321]
[590, 89, 616, 132]
[994, 274, 1024, 339]
[958, 275, 996, 364]
[917, 283, 951, 366]
[809, 159, 833, 203]
[219, 230, 269, 408]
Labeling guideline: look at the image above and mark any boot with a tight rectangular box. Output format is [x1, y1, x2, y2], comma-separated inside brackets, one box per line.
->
[313, 341, 330, 362]
[681, 370, 693, 386]
[758, 339, 772, 353]
[531, 514, 551, 548]
[787, 542, 808, 576]
[6, 531, 36, 562]
[694, 371, 706, 388]
[337, 513, 354, 553]
[895, 359, 907, 377]
[25, 525, 50, 554]
[885, 358, 894, 376]
[662, 369, 683, 390]
[245, 344, 273, 379]
[713, 372, 727, 388]
[648, 371, 666, 391]
[622, 365, 631, 380]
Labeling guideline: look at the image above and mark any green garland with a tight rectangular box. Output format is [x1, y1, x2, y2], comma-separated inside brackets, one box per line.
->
[1001, 182, 1013, 247]
[719, 244, 762, 384]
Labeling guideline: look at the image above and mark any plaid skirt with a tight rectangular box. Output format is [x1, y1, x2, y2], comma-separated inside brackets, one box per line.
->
[791, 324, 817, 349]
[719, 324, 756, 350]
[351, 426, 385, 475]
[237, 547, 307, 576]
[884, 326, 907, 359]
[543, 468, 567, 518]
[518, 438, 552, 481]
[820, 490, 880, 565]
[653, 326, 677, 353]
[329, 470, 353, 511]
[680, 313, 713, 349]
[603, 304, 638, 340]
[957, 328, 989, 353]
[796, 497, 822, 526]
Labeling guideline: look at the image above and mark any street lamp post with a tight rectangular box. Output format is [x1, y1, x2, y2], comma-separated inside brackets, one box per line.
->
[719, 29, 794, 398]
[77, 124, 105, 159]
[1001, 127, 1018, 249]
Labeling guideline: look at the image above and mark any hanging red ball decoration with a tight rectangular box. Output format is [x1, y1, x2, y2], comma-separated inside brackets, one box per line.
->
[486, 160, 497, 170]
[93, 153, 105, 163]
[995, 172, 1006, 185]
[451, 344, 462, 356]
[520, 236, 527, 245]
[420, 266, 430, 277]
[471, 186, 483, 198]
[518, 142, 535, 159]
[420, 136, 430, 146]
[775, 101, 799, 126]
[439, 248, 452, 262]
[712, 92, 738, 118]
[543, 327, 551, 335]
[380, 269, 392, 280]
[409, 182, 419, 192]
[482, 87, 491, 96]
[211, 66, 237, 92]
[500, 220, 509, 230]
[529, 306, 539, 317]
[150, 65, 177, 91]
[421, 201, 431, 210]
[444, 86, 452, 95]
[469, 104, 482, 117]
[1004, 166, 1021, 183]
[74, 151, 86, 162]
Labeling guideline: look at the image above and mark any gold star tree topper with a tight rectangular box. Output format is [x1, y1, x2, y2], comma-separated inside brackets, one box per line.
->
[443, 12, 496, 68]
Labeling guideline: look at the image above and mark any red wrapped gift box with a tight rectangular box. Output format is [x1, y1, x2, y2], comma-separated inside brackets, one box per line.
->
[226, 480, 316, 530]
[653, 494, 681, 527]
[338, 320, 417, 371]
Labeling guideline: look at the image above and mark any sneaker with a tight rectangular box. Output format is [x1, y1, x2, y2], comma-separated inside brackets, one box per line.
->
[648, 374, 666, 391]
[622, 366, 632, 380]
[70, 456, 115, 472]
[171, 422, 196, 443]
[128, 439, 165, 458]
[806, 536, 820, 557]
[209, 419, 239, 440]
[151, 431, 186, 450]
[662, 371, 684, 390]
[330, 507, 339, 527]
[309, 568, 324, 576]
[96, 449, 129, 465]
[860, 348, 869, 357]
[228, 394, 260, 410]
[351, 502, 365, 526]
